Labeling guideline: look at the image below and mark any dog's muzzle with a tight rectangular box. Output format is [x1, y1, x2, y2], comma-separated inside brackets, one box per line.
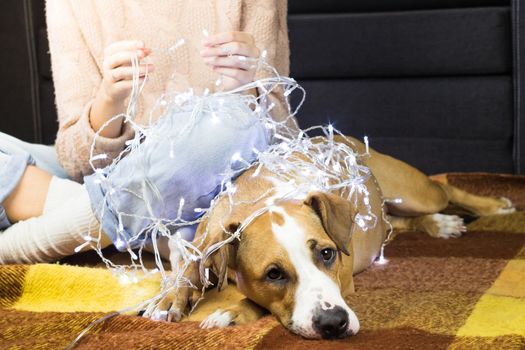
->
[312, 305, 352, 339]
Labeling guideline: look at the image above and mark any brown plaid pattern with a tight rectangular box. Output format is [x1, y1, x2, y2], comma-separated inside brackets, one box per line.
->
[0, 173, 524, 349]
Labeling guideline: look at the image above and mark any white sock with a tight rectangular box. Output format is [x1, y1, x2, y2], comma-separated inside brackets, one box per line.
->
[0, 176, 111, 264]
[43, 176, 87, 214]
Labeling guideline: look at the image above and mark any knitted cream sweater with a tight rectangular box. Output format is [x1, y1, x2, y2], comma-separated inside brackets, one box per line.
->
[46, 0, 290, 181]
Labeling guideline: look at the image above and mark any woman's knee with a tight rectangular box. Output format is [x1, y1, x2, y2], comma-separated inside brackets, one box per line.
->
[3, 166, 52, 223]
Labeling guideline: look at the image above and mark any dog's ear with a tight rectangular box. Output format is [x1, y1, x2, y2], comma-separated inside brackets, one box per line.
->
[304, 192, 355, 256]
[210, 222, 240, 291]
[200, 220, 240, 292]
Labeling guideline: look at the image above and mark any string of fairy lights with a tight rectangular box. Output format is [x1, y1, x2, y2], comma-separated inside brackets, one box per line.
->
[67, 32, 396, 345]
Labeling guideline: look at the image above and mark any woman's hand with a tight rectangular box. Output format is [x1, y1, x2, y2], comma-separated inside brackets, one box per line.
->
[91, 40, 154, 137]
[99, 40, 154, 102]
[201, 31, 260, 92]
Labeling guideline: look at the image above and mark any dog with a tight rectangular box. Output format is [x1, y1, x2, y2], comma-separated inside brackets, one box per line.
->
[148, 135, 514, 339]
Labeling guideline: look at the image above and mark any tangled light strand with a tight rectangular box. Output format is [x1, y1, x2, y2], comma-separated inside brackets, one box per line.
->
[83, 36, 305, 286]
[68, 32, 393, 348]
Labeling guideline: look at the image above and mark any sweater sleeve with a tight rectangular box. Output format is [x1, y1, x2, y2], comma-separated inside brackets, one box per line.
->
[46, 0, 134, 182]
[240, 0, 298, 130]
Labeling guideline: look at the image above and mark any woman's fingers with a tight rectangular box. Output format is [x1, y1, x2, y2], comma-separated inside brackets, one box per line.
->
[113, 78, 145, 91]
[100, 40, 152, 102]
[109, 64, 154, 82]
[104, 49, 151, 70]
[200, 31, 260, 90]
[106, 78, 146, 99]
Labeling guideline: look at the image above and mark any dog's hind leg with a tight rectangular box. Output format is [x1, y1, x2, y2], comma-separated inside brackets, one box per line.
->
[361, 147, 514, 217]
[363, 152, 451, 216]
[389, 214, 466, 239]
[334, 135, 451, 216]
[437, 184, 515, 217]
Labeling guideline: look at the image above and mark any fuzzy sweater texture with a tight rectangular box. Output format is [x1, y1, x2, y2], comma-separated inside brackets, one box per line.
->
[46, 0, 290, 181]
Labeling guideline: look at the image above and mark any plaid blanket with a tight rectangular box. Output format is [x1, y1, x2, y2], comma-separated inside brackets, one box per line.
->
[0, 173, 524, 349]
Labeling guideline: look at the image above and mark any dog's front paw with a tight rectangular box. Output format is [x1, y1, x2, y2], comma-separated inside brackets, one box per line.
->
[200, 299, 267, 329]
[200, 309, 236, 329]
[417, 214, 466, 239]
[146, 305, 183, 322]
[142, 289, 191, 322]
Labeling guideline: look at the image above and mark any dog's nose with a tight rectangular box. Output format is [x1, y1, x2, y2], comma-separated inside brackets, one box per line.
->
[313, 305, 350, 339]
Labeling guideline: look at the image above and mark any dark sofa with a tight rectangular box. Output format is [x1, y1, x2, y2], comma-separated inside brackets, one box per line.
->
[1, 0, 524, 175]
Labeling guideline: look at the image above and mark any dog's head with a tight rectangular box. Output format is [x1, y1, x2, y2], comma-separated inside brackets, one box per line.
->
[202, 191, 360, 339]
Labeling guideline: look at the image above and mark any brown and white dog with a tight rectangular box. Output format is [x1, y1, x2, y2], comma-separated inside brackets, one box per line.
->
[150, 136, 514, 339]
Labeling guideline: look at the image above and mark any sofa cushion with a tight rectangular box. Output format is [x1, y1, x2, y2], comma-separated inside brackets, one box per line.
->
[289, 7, 511, 79]
[291, 76, 513, 173]
[289, 0, 510, 14]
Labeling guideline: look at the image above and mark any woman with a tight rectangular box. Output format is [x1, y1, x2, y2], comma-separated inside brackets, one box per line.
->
[0, 0, 290, 263]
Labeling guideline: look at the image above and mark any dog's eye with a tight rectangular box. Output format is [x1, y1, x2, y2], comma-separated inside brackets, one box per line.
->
[320, 248, 336, 263]
[266, 267, 285, 281]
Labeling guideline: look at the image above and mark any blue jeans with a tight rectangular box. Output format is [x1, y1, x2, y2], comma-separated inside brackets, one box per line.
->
[0, 132, 68, 229]
[0, 132, 68, 178]
[85, 95, 269, 250]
